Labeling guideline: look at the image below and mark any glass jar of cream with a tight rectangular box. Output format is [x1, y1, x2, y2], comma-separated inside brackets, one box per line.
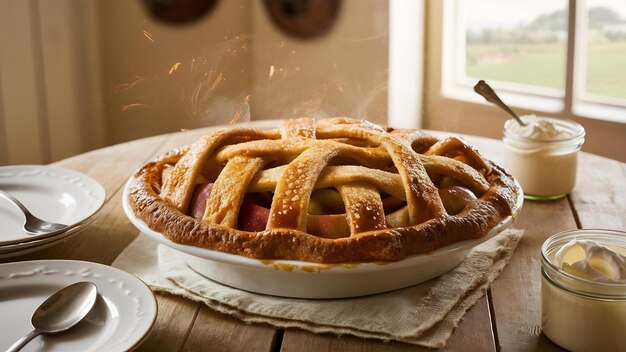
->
[503, 115, 585, 200]
[541, 229, 626, 352]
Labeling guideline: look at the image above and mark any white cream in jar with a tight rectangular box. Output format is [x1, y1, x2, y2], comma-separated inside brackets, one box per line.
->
[542, 229, 626, 352]
[503, 115, 585, 200]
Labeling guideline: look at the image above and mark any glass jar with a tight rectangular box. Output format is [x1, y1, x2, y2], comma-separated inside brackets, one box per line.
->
[541, 229, 626, 352]
[503, 117, 585, 201]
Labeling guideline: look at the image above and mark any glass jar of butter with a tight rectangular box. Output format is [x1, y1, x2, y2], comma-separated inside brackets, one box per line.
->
[503, 116, 585, 201]
[541, 229, 626, 352]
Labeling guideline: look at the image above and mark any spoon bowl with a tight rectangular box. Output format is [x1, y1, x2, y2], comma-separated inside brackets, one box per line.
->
[0, 189, 69, 236]
[6, 281, 98, 352]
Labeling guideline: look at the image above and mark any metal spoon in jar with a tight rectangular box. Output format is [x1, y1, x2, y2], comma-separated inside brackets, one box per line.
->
[0, 189, 68, 236]
[474, 80, 527, 126]
[6, 281, 98, 352]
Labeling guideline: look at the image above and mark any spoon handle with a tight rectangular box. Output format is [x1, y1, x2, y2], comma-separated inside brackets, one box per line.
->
[6, 329, 42, 352]
[0, 189, 32, 218]
[473, 80, 526, 126]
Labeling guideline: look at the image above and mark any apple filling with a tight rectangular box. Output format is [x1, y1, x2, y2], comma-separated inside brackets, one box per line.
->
[162, 165, 478, 239]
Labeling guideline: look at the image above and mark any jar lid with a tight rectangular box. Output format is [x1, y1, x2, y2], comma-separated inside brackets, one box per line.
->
[542, 229, 626, 299]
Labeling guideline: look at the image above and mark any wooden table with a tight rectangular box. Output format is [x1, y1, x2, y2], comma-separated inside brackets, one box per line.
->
[2, 122, 624, 351]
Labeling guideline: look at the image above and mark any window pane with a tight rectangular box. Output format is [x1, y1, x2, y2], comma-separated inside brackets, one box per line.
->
[585, 0, 626, 101]
[462, 0, 568, 91]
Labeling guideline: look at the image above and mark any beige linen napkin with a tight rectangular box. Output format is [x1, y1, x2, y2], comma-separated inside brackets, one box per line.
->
[113, 229, 523, 348]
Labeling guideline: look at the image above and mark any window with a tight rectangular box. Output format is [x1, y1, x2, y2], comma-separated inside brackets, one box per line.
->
[439, 0, 626, 123]
[463, 0, 568, 92]
[583, 0, 626, 101]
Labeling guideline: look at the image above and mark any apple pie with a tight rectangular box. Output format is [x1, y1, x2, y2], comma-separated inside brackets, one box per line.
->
[128, 117, 521, 263]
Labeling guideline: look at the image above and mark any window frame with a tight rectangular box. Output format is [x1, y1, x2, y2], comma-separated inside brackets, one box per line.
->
[423, 0, 626, 162]
[438, 0, 626, 123]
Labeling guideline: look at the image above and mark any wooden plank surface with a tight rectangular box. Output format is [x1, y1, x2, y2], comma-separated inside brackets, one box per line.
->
[136, 293, 200, 352]
[51, 133, 169, 198]
[570, 153, 626, 229]
[2, 126, 624, 352]
[489, 198, 576, 351]
[181, 306, 277, 352]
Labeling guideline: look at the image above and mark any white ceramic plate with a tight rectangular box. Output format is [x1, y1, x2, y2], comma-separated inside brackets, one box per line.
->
[0, 226, 81, 253]
[123, 175, 523, 298]
[0, 166, 106, 245]
[0, 226, 87, 259]
[0, 213, 100, 254]
[0, 260, 157, 352]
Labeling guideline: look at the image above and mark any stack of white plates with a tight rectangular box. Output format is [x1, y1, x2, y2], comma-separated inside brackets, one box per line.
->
[0, 166, 105, 259]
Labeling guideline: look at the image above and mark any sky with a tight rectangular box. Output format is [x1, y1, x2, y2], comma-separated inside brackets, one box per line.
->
[464, 0, 626, 30]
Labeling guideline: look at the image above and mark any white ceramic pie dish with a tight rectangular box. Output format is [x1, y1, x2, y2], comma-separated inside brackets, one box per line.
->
[123, 175, 523, 299]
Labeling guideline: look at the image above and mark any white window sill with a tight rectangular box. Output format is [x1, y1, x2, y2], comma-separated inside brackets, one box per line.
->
[442, 81, 564, 115]
[442, 81, 626, 124]
[574, 100, 626, 124]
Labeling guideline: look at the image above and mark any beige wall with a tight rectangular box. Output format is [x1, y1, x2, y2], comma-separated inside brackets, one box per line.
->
[10, 1, 620, 165]
[100, 0, 252, 145]
[99, 0, 390, 145]
[249, 1, 389, 125]
[0, 0, 104, 165]
[0, 0, 391, 165]
[0, 0, 389, 165]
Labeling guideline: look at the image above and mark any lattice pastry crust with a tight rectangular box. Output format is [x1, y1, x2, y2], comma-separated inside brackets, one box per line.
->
[129, 117, 521, 263]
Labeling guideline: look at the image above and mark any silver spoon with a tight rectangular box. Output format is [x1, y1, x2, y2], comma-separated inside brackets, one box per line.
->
[0, 189, 68, 235]
[6, 281, 98, 352]
[473, 80, 527, 126]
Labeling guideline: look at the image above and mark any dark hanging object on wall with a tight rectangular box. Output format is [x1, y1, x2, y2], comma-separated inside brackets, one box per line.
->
[141, 0, 219, 25]
[263, 0, 342, 39]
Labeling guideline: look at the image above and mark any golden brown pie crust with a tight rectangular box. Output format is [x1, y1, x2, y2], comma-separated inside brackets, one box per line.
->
[128, 117, 521, 263]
